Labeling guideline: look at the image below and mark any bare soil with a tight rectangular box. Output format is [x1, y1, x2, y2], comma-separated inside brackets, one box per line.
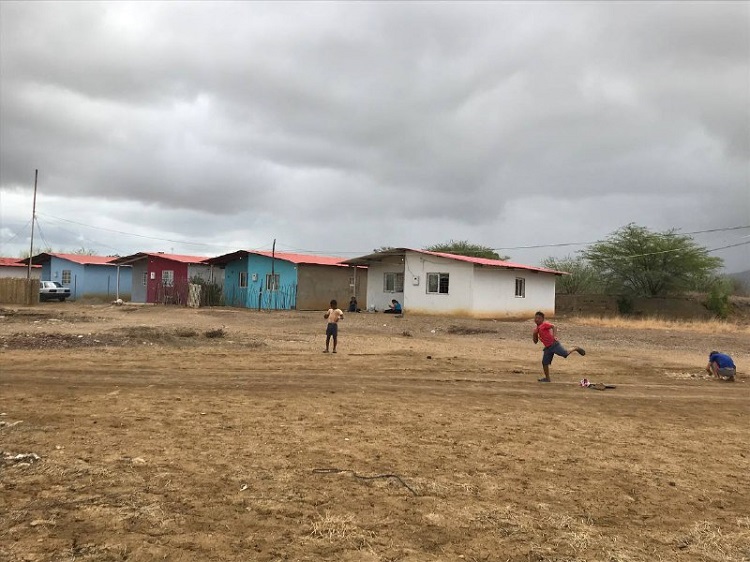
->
[1, 303, 748, 562]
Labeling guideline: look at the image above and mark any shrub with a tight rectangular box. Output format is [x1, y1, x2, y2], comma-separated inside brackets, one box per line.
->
[705, 279, 732, 319]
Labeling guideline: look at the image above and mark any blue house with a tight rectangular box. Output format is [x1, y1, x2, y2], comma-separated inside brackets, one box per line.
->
[25, 253, 132, 300]
[205, 250, 367, 311]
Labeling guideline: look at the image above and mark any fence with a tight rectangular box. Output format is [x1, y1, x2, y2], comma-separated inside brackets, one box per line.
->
[0, 278, 39, 305]
[224, 283, 297, 310]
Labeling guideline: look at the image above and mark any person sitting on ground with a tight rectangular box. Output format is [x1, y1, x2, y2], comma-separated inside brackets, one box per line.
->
[348, 296, 360, 313]
[706, 350, 736, 381]
[383, 299, 402, 314]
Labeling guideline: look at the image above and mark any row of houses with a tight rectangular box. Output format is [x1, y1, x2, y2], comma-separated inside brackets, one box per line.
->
[2, 248, 565, 317]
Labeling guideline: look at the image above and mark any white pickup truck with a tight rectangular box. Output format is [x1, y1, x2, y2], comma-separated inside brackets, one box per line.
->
[39, 281, 71, 301]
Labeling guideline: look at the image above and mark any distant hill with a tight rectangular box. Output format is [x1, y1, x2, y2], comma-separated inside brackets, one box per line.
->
[728, 269, 750, 295]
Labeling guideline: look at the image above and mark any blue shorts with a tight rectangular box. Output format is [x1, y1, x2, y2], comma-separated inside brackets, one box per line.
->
[542, 341, 569, 365]
[326, 323, 338, 337]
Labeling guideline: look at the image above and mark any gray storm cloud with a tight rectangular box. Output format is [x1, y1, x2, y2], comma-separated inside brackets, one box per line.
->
[1, 1, 747, 267]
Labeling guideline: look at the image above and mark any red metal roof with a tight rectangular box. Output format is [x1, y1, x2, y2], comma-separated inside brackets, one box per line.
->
[23, 253, 118, 265]
[250, 250, 349, 267]
[0, 257, 40, 267]
[205, 250, 351, 267]
[415, 249, 566, 275]
[111, 252, 210, 265]
[342, 248, 565, 275]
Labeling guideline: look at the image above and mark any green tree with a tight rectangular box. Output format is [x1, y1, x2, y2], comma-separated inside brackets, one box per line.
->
[541, 255, 603, 295]
[424, 240, 509, 260]
[582, 224, 723, 297]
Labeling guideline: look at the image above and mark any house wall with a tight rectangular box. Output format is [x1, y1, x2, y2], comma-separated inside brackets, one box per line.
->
[365, 256, 406, 311]
[221, 254, 299, 310]
[78, 264, 132, 299]
[43, 258, 132, 300]
[296, 265, 367, 311]
[472, 268, 557, 318]
[248, 256, 298, 310]
[146, 256, 190, 304]
[222, 258, 249, 307]
[48, 259, 85, 299]
[0, 266, 41, 279]
[402, 252, 474, 314]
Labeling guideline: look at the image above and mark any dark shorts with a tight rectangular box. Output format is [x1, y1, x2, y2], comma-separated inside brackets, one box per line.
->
[326, 323, 338, 337]
[717, 367, 736, 379]
[542, 341, 569, 365]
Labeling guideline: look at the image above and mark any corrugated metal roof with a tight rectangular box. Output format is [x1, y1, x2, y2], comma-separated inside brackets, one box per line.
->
[417, 249, 566, 275]
[0, 257, 41, 267]
[251, 250, 348, 267]
[22, 253, 119, 266]
[205, 250, 351, 267]
[342, 248, 566, 275]
[111, 252, 210, 265]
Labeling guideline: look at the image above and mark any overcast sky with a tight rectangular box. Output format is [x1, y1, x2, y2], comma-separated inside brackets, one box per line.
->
[1, 1, 748, 271]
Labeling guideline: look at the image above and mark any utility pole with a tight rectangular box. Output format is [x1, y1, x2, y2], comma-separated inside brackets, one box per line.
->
[27, 169, 38, 280]
[271, 238, 276, 310]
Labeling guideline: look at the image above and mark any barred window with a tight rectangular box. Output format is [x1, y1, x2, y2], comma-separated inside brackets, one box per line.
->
[383, 272, 404, 293]
[427, 272, 449, 294]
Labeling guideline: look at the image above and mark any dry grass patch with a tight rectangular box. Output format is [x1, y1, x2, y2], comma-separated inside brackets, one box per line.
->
[572, 315, 750, 335]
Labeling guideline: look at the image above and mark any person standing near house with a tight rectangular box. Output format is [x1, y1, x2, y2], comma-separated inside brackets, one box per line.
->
[706, 351, 736, 381]
[323, 299, 344, 353]
[532, 311, 585, 382]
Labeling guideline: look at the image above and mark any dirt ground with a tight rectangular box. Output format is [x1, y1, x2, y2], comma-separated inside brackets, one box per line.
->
[1, 303, 748, 562]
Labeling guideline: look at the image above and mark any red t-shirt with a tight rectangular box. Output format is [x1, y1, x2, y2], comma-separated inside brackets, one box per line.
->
[535, 321, 556, 347]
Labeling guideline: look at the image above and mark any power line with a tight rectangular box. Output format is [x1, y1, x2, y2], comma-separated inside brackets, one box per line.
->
[36, 212, 229, 248]
[591, 239, 750, 261]
[10, 211, 750, 259]
[277, 225, 750, 255]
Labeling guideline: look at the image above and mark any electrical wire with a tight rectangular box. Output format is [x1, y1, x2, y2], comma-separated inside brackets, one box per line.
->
[7, 209, 750, 262]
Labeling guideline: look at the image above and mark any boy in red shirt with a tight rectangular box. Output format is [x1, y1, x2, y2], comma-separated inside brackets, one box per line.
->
[532, 311, 585, 382]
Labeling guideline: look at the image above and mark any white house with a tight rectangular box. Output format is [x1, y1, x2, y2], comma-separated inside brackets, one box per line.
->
[0, 258, 41, 279]
[342, 248, 565, 318]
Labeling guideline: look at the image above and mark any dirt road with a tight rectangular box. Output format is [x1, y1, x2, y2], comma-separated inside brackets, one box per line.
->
[1, 303, 748, 562]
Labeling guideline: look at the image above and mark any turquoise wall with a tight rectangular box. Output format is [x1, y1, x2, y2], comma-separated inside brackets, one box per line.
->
[222, 254, 299, 309]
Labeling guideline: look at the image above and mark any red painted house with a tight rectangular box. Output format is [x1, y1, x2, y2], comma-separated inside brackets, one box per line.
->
[111, 252, 220, 304]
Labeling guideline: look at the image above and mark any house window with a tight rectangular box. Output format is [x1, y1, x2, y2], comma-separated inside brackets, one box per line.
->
[162, 270, 174, 287]
[142, 272, 148, 286]
[427, 272, 449, 294]
[61, 270, 71, 285]
[266, 273, 280, 291]
[515, 277, 526, 298]
[383, 272, 404, 293]
[239, 271, 248, 288]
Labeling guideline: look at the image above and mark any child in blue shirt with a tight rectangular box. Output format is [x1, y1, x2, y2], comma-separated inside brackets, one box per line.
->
[706, 351, 736, 381]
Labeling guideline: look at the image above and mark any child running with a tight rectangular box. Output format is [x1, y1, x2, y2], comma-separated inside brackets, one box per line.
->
[323, 299, 344, 353]
[532, 311, 585, 382]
